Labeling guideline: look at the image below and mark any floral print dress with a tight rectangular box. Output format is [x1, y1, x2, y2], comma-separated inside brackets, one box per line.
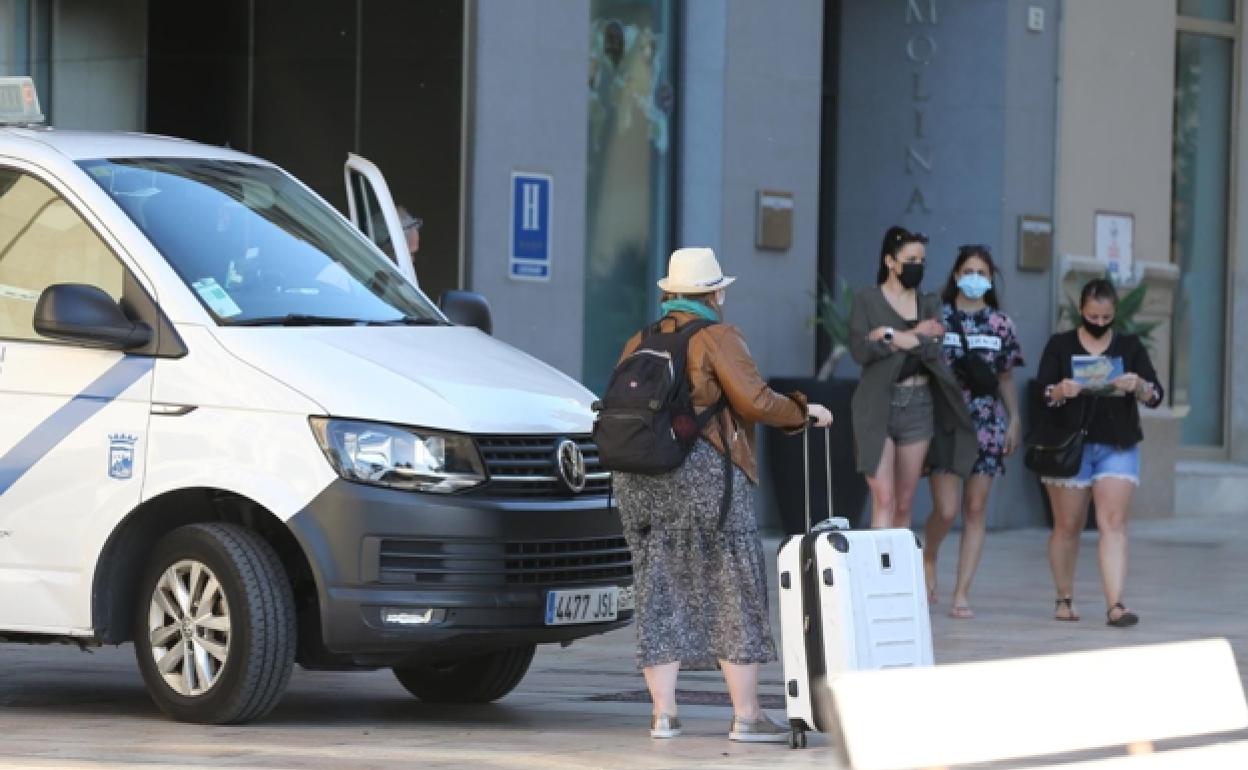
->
[939, 305, 1025, 476]
[614, 441, 776, 671]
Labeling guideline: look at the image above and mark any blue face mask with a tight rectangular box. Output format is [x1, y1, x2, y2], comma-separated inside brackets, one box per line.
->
[956, 273, 992, 300]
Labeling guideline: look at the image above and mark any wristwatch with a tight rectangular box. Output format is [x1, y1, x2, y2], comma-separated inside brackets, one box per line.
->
[882, 327, 895, 343]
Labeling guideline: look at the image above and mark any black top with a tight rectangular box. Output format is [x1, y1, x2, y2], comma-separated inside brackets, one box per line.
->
[895, 319, 923, 381]
[1035, 329, 1164, 448]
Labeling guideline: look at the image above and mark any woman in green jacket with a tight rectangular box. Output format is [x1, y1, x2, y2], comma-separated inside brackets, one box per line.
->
[849, 226, 977, 528]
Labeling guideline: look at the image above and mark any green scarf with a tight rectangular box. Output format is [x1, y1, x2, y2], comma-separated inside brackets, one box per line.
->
[661, 298, 719, 322]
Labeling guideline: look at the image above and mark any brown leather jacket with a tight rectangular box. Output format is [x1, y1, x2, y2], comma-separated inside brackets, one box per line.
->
[619, 312, 809, 483]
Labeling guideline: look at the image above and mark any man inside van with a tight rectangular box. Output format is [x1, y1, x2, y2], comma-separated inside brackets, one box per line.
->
[397, 205, 422, 259]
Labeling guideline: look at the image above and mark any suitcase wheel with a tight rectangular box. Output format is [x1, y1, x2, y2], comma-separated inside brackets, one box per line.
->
[788, 728, 807, 749]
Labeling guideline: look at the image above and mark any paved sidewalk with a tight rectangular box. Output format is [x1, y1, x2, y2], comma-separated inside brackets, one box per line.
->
[0, 513, 1245, 769]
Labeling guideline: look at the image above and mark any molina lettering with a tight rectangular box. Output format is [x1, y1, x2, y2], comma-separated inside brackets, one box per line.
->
[913, 70, 932, 101]
[905, 187, 932, 214]
[905, 0, 939, 25]
[904, 0, 937, 216]
[905, 145, 933, 175]
[906, 34, 937, 64]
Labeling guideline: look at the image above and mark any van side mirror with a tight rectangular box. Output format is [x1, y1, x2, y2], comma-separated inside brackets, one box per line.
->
[439, 290, 493, 335]
[34, 283, 153, 350]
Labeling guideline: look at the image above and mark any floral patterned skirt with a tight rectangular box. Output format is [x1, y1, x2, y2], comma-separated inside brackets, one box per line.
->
[967, 394, 1009, 476]
[614, 441, 777, 670]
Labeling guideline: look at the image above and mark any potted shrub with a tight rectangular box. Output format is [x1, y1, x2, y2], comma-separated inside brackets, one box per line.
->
[766, 278, 869, 532]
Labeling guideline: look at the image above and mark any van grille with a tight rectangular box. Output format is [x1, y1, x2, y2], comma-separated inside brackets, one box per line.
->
[474, 435, 612, 498]
[376, 537, 633, 586]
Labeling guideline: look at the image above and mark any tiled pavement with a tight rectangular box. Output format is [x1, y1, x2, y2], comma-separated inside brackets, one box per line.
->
[1, 513, 1245, 769]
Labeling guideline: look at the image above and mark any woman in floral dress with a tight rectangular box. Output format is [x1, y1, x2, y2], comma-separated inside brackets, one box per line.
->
[923, 245, 1025, 618]
[613, 248, 833, 742]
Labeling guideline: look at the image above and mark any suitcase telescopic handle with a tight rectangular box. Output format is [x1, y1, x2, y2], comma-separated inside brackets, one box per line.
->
[802, 418, 834, 532]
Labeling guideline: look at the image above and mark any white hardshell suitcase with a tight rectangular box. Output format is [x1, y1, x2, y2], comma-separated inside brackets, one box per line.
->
[777, 427, 934, 748]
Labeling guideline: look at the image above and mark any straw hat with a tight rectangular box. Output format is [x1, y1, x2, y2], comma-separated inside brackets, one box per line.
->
[656, 247, 736, 294]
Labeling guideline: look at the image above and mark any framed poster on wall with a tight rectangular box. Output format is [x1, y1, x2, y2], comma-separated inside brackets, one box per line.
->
[1094, 210, 1134, 282]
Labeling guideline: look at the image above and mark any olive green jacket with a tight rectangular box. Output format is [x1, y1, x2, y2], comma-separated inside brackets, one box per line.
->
[848, 286, 977, 478]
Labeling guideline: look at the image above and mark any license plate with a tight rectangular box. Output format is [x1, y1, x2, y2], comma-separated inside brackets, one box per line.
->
[544, 587, 619, 625]
[617, 584, 635, 613]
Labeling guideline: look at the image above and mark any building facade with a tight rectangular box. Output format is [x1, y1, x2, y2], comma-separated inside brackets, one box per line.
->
[2, 0, 1244, 526]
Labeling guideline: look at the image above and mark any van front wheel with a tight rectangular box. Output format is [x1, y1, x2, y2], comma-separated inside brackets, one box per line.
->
[133, 523, 296, 724]
[392, 645, 535, 703]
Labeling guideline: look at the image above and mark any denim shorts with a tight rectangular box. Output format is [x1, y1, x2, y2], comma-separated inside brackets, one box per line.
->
[1041, 442, 1139, 488]
[887, 384, 934, 445]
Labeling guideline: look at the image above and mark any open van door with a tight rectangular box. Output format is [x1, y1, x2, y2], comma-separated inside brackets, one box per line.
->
[343, 153, 418, 285]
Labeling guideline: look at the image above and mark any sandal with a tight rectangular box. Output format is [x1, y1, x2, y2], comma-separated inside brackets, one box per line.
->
[949, 604, 974, 620]
[1054, 597, 1079, 622]
[1106, 603, 1139, 628]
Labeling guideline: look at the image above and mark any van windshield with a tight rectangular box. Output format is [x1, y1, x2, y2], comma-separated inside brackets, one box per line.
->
[79, 157, 444, 326]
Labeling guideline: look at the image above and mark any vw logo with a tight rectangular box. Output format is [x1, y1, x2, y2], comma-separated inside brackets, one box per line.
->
[555, 439, 587, 493]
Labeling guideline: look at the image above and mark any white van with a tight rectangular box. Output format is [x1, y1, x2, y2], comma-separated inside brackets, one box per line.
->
[0, 78, 631, 724]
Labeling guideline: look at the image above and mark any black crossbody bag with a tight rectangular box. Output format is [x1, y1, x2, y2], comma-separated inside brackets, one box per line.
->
[1024, 398, 1097, 478]
[952, 311, 1000, 398]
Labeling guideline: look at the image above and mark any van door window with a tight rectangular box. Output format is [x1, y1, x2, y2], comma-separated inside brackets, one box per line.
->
[348, 170, 397, 262]
[0, 169, 125, 342]
[343, 154, 417, 285]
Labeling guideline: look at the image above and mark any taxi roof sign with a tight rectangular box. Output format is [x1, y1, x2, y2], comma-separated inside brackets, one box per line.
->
[0, 77, 46, 125]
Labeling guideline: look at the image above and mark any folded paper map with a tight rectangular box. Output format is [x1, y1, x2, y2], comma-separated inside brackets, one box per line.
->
[1071, 355, 1125, 397]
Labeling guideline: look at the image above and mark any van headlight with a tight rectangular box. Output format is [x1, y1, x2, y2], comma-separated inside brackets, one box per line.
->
[310, 418, 485, 493]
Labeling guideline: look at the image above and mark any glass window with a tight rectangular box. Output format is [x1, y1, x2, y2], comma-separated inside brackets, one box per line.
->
[0, 1, 31, 77]
[583, 0, 677, 394]
[348, 169, 398, 262]
[1178, 0, 1235, 22]
[1171, 32, 1233, 446]
[80, 158, 444, 326]
[0, 1, 51, 101]
[0, 168, 125, 341]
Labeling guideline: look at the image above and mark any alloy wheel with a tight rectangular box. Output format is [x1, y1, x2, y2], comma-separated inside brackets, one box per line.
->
[147, 559, 231, 697]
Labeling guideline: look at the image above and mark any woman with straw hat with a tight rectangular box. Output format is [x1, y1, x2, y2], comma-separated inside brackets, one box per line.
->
[613, 247, 833, 743]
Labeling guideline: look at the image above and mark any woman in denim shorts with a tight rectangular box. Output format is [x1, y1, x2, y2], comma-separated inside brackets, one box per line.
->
[1035, 279, 1164, 627]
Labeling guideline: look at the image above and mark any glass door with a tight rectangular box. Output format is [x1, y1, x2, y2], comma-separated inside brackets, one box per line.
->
[1171, 6, 1237, 450]
[583, 0, 678, 395]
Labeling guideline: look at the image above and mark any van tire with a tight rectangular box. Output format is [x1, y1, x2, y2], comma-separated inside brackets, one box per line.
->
[133, 523, 296, 724]
[392, 645, 535, 703]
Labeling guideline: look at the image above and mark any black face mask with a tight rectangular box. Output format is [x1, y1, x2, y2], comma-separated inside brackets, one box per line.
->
[1083, 317, 1113, 338]
[897, 262, 925, 289]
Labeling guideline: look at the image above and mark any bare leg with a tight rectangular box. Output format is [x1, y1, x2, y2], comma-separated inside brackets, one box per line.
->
[720, 661, 761, 721]
[951, 474, 994, 612]
[1092, 478, 1136, 619]
[1046, 484, 1092, 619]
[924, 472, 962, 603]
[643, 661, 680, 717]
[866, 438, 897, 528]
[891, 439, 931, 530]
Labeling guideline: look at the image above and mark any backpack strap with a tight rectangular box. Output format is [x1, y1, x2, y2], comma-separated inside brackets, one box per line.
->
[715, 407, 735, 530]
[635, 316, 716, 409]
[668, 317, 716, 391]
[644, 316, 737, 530]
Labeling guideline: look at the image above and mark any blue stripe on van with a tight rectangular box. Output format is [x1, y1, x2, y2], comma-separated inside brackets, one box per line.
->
[0, 356, 154, 496]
